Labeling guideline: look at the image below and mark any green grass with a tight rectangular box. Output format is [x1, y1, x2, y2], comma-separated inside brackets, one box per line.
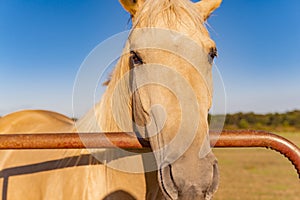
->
[213, 132, 300, 200]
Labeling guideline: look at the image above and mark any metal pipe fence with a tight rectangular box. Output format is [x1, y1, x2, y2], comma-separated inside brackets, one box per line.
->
[0, 130, 299, 178]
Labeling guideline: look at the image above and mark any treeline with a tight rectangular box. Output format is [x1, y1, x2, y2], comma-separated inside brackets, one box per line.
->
[1, 110, 299, 132]
[221, 110, 300, 132]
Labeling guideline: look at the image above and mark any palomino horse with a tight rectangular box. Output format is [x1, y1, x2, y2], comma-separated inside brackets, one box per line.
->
[0, 0, 222, 199]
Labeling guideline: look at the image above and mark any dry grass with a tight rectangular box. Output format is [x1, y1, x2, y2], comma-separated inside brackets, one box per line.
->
[213, 133, 300, 200]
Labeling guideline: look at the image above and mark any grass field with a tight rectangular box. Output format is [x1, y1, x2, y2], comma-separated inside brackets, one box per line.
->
[213, 133, 300, 200]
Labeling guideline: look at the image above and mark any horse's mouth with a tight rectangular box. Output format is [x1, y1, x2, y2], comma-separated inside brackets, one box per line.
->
[158, 153, 220, 200]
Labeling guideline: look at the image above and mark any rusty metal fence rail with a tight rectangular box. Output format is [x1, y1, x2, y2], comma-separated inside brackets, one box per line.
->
[0, 130, 299, 178]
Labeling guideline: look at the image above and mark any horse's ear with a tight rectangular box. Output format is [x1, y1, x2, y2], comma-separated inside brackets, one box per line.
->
[119, 0, 145, 16]
[195, 0, 222, 21]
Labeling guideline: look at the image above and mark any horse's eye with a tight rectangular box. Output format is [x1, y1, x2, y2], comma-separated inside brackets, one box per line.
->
[208, 47, 218, 63]
[130, 51, 143, 66]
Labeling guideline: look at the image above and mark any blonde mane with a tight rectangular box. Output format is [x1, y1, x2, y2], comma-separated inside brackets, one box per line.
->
[134, 0, 205, 31]
[76, 51, 132, 132]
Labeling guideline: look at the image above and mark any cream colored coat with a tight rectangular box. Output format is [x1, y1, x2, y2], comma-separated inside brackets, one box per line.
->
[0, 0, 222, 199]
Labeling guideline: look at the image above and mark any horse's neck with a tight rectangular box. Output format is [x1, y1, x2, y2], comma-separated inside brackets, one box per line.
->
[75, 105, 102, 132]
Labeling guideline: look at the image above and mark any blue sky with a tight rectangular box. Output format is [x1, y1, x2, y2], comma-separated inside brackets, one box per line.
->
[0, 0, 299, 117]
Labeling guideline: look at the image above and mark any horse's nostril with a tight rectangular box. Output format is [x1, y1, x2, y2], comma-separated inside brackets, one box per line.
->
[159, 164, 179, 200]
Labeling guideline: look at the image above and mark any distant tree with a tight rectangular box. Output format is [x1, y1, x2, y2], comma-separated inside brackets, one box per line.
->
[221, 110, 300, 131]
[238, 119, 249, 129]
[71, 118, 78, 122]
